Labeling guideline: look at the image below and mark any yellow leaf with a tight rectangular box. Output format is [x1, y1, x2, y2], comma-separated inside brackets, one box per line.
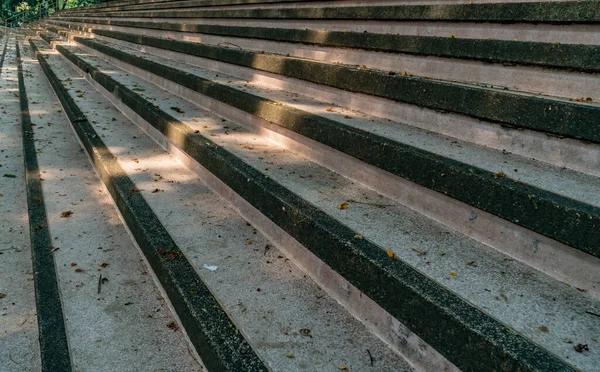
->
[338, 365, 349, 371]
[387, 249, 396, 260]
[450, 271, 457, 277]
[450, 34, 456, 38]
[338, 202, 348, 210]
[353, 234, 363, 240]
[285, 353, 295, 359]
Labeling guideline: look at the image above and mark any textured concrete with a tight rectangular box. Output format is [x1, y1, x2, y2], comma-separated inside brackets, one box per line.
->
[58, 0, 584, 16]
[67, 43, 600, 371]
[0, 34, 42, 372]
[57, 16, 600, 45]
[55, 21, 600, 73]
[34, 37, 417, 372]
[56, 2, 600, 23]
[45, 38, 592, 372]
[29, 37, 265, 372]
[59, 35, 600, 259]
[19, 37, 204, 372]
[46, 21, 600, 179]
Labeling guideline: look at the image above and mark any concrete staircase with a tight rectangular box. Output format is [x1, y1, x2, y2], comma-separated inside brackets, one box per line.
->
[1, 0, 599, 371]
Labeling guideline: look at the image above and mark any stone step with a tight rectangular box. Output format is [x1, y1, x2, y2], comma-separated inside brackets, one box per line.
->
[53, 13, 600, 45]
[15, 35, 205, 372]
[45, 20, 600, 74]
[0, 34, 42, 372]
[30, 31, 600, 370]
[27, 34, 416, 372]
[43, 20, 600, 180]
[59, 0, 334, 14]
[39, 31, 600, 264]
[57, 1, 600, 24]
[48, 25, 600, 146]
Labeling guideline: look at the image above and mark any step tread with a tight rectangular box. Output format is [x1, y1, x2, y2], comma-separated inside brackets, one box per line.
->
[56, 1, 600, 23]
[35, 37, 414, 372]
[19, 37, 204, 372]
[62, 34, 600, 258]
[56, 19, 600, 74]
[0, 36, 42, 372]
[54, 39, 600, 370]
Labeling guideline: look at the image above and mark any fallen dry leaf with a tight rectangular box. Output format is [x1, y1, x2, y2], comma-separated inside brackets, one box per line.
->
[450, 271, 457, 277]
[574, 344, 589, 353]
[492, 172, 506, 179]
[299, 328, 312, 338]
[61, 210, 73, 218]
[412, 248, 427, 256]
[386, 249, 396, 260]
[99, 263, 109, 268]
[338, 202, 348, 210]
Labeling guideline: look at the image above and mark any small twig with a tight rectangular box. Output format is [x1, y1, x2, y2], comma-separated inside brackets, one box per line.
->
[0, 247, 17, 252]
[367, 349, 374, 367]
[187, 345, 204, 368]
[217, 42, 241, 50]
[97, 274, 102, 294]
[166, 210, 173, 218]
[347, 199, 394, 208]
[586, 310, 600, 318]
[9, 354, 22, 365]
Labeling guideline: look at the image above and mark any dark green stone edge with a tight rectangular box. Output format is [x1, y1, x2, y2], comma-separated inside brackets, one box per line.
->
[81, 26, 600, 144]
[29, 37, 268, 372]
[61, 0, 322, 14]
[43, 32, 576, 372]
[48, 19, 600, 74]
[16, 40, 73, 372]
[57, 33, 600, 259]
[56, 1, 600, 23]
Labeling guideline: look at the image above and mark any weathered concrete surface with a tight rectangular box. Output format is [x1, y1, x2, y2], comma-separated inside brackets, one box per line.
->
[0, 35, 42, 372]
[18, 37, 204, 372]
[34, 37, 417, 372]
[45, 36, 595, 371]
[60, 35, 600, 261]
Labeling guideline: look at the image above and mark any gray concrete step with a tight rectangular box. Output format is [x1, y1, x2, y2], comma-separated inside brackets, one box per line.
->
[25, 33, 417, 372]
[12, 34, 204, 371]
[39, 30, 600, 280]
[0, 34, 42, 372]
[28, 32, 600, 371]
[54, 1, 600, 45]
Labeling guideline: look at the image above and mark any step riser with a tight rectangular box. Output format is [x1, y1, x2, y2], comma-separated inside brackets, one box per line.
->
[75, 21, 600, 96]
[30, 40, 268, 372]
[76, 60, 456, 371]
[0, 36, 42, 372]
[66, 35, 600, 295]
[61, 0, 583, 14]
[18, 39, 206, 371]
[48, 37, 576, 371]
[15, 40, 73, 372]
[54, 25, 600, 179]
[58, 17, 600, 45]
[49, 21, 600, 102]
